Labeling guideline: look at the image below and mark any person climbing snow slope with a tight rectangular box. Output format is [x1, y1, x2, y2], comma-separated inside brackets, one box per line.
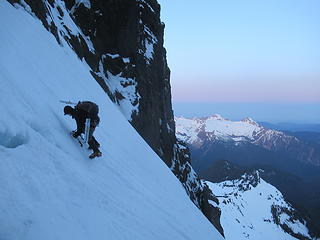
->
[64, 101, 102, 159]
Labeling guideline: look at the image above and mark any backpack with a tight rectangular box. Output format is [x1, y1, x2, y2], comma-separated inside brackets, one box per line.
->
[76, 101, 100, 127]
[76, 101, 99, 116]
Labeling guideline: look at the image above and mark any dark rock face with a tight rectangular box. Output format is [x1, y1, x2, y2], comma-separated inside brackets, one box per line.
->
[7, 0, 223, 235]
[172, 140, 224, 236]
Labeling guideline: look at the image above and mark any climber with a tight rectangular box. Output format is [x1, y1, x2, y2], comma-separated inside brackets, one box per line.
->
[64, 101, 102, 159]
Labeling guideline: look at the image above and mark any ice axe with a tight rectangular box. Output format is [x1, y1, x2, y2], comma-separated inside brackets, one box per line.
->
[59, 100, 78, 105]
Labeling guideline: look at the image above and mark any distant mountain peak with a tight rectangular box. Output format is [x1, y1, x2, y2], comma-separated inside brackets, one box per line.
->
[240, 117, 259, 126]
[175, 114, 263, 144]
[208, 114, 226, 121]
[175, 114, 320, 167]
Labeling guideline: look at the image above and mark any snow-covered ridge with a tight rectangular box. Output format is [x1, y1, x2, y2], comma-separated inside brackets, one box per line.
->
[0, 2, 224, 239]
[207, 172, 313, 240]
[175, 115, 263, 145]
[175, 115, 299, 150]
[176, 115, 320, 168]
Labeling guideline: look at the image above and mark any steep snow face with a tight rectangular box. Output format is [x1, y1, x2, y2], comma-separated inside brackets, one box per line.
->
[206, 172, 313, 240]
[0, 2, 223, 240]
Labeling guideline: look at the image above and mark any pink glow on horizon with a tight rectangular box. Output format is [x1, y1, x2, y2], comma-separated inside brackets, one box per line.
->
[171, 79, 320, 103]
[170, 72, 320, 103]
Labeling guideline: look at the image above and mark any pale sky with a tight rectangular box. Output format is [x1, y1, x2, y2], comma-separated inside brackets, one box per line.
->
[157, 0, 320, 122]
[158, 0, 320, 103]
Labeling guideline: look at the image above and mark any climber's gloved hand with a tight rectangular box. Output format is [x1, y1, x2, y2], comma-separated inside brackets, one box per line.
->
[72, 130, 80, 138]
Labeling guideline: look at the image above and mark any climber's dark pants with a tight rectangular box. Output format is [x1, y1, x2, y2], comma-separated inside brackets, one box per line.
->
[88, 125, 100, 152]
[87, 115, 100, 152]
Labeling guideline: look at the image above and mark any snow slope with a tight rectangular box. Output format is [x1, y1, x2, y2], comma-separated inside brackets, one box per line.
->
[0, 2, 223, 239]
[206, 172, 313, 240]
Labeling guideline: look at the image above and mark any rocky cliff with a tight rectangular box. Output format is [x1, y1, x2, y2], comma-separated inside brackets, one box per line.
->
[7, 0, 223, 235]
